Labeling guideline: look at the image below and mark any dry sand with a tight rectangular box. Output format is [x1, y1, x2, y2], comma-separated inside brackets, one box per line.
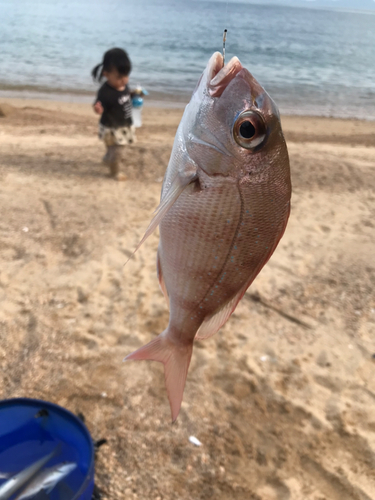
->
[0, 98, 374, 500]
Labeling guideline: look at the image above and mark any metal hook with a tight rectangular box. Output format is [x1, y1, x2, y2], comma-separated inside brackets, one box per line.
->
[223, 29, 227, 67]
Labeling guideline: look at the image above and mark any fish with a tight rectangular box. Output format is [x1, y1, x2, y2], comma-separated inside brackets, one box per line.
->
[0, 447, 58, 500]
[14, 462, 76, 500]
[125, 51, 291, 421]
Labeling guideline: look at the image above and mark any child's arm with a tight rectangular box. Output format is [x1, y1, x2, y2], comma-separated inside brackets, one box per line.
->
[93, 101, 104, 114]
[93, 84, 108, 115]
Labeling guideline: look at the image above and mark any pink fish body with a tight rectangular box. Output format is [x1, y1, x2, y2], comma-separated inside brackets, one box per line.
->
[125, 52, 291, 421]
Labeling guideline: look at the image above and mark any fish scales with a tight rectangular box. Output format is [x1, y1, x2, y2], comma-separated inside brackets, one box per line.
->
[160, 183, 242, 309]
[125, 52, 291, 421]
[159, 180, 288, 332]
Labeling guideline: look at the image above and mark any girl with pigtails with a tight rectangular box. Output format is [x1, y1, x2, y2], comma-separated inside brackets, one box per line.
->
[92, 48, 135, 181]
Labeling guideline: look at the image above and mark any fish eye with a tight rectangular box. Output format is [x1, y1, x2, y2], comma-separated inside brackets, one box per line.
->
[233, 110, 267, 150]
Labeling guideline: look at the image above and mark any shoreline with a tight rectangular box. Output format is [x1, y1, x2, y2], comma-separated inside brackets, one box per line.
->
[1, 87, 375, 121]
[2, 96, 375, 150]
[0, 87, 190, 110]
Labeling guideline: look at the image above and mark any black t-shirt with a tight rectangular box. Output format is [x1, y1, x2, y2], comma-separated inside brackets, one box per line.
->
[95, 82, 133, 128]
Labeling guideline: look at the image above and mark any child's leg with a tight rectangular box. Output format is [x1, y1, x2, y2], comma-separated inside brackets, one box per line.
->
[100, 126, 130, 180]
[99, 124, 112, 166]
[108, 145, 126, 180]
[102, 146, 111, 165]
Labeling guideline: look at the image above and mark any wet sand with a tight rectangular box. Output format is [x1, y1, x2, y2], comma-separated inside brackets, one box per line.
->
[0, 98, 374, 500]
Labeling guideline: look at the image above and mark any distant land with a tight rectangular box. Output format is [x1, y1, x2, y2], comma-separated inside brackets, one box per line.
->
[210, 0, 375, 11]
[269, 0, 375, 10]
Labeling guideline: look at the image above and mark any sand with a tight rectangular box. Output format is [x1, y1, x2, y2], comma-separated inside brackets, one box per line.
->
[0, 97, 374, 500]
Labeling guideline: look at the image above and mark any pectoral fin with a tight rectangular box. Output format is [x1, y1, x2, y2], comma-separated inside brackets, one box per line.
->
[126, 169, 197, 263]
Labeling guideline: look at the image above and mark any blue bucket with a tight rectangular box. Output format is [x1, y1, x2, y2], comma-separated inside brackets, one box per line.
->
[0, 398, 95, 500]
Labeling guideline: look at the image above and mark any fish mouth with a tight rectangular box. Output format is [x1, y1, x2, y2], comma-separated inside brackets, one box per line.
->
[206, 52, 243, 97]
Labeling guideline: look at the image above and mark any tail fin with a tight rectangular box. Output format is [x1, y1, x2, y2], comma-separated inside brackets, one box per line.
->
[124, 332, 193, 422]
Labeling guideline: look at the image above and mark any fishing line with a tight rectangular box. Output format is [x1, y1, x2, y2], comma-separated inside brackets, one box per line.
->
[222, 0, 229, 66]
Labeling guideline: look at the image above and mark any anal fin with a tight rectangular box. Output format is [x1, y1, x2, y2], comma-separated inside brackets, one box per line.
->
[195, 282, 249, 340]
[157, 250, 169, 308]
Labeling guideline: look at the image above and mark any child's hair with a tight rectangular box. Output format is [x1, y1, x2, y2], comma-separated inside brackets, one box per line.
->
[92, 48, 132, 82]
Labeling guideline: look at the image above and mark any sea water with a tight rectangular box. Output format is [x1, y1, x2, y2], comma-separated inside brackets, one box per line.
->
[0, 0, 375, 119]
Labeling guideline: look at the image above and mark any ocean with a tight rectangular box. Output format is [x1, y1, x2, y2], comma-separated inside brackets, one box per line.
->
[0, 0, 375, 119]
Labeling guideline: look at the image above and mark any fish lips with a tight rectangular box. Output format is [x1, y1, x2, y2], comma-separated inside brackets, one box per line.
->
[206, 52, 243, 98]
[204, 52, 269, 107]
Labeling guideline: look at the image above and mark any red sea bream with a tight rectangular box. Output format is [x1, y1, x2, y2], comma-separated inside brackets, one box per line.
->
[125, 52, 292, 421]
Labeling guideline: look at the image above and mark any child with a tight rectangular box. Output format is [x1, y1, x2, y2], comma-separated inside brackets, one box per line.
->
[92, 48, 135, 181]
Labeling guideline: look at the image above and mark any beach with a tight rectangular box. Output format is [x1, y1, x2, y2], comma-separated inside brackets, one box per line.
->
[0, 97, 375, 499]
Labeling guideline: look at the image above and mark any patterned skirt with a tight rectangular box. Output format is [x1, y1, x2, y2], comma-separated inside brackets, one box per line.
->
[99, 124, 136, 146]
